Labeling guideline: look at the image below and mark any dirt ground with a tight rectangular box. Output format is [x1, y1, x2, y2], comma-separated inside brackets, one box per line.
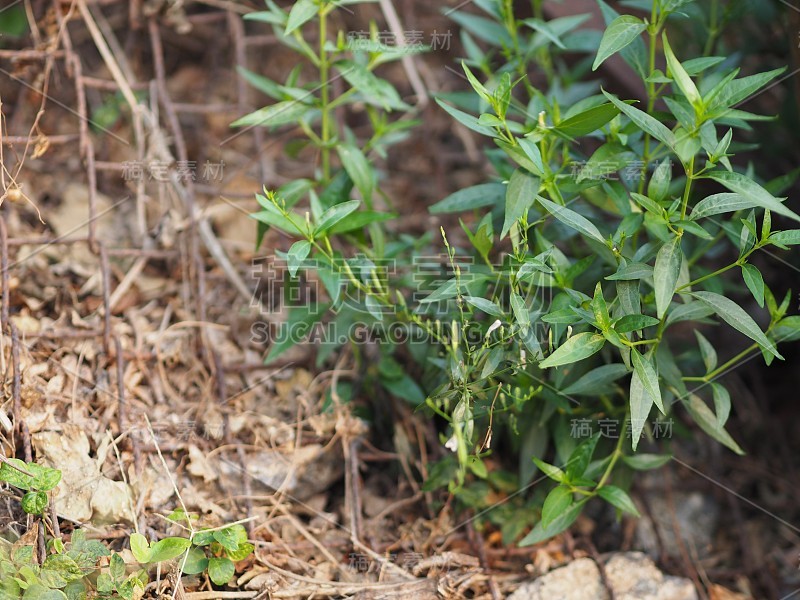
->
[0, 1, 798, 599]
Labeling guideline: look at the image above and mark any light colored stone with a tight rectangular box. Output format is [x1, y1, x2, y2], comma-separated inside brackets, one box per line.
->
[606, 552, 698, 600]
[509, 553, 697, 600]
[508, 558, 608, 600]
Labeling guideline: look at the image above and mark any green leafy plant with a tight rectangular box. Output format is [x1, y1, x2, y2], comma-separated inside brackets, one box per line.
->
[182, 525, 254, 586]
[0, 458, 61, 516]
[240, 0, 800, 545]
[164, 509, 255, 586]
[0, 529, 115, 600]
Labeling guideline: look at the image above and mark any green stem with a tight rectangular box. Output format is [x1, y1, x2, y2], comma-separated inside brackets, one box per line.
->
[679, 155, 695, 222]
[702, 0, 720, 59]
[684, 342, 759, 383]
[596, 418, 629, 490]
[638, 3, 660, 193]
[676, 261, 737, 292]
[319, 8, 331, 183]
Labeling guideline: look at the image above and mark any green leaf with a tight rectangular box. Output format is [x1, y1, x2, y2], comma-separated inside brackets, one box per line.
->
[648, 159, 673, 202]
[555, 103, 620, 138]
[21, 491, 48, 515]
[21, 584, 67, 600]
[703, 171, 800, 223]
[334, 60, 409, 111]
[148, 537, 190, 564]
[510, 292, 531, 329]
[562, 364, 629, 396]
[518, 138, 545, 175]
[774, 316, 800, 342]
[435, 99, 496, 137]
[694, 330, 717, 373]
[522, 18, 567, 49]
[539, 332, 605, 368]
[30, 465, 61, 492]
[40, 554, 84, 588]
[606, 263, 653, 281]
[213, 528, 240, 554]
[207, 557, 236, 586]
[577, 142, 635, 182]
[662, 33, 702, 109]
[629, 369, 652, 451]
[598, 485, 641, 517]
[463, 296, 504, 317]
[631, 351, 664, 413]
[129, 533, 151, 564]
[429, 183, 505, 214]
[707, 67, 785, 112]
[96, 573, 114, 594]
[621, 454, 672, 470]
[227, 542, 255, 562]
[461, 61, 492, 104]
[231, 100, 311, 128]
[502, 170, 540, 239]
[711, 383, 731, 428]
[328, 211, 395, 234]
[110, 553, 126, 582]
[617, 280, 641, 318]
[631, 192, 665, 217]
[597, 1, 647, 77]
[684, 394, 744, 455]
[603, 90, 677, 151]
[532, 458, 566, 483]
[0, 458, 32, 489]
[592, 16, 647, 71]
[566, 433, 600, 480]
[769, 230, 800, 246]
[653, 236, 682, 319]
[449, 11, 511, 46]
[314, 200, 360, 236]
[337, 144, 374, 206]
[614, 314, 660, 333]
[541, 486, 573, 527]
[265, 303, 330, 363]
[237, 67, 282, 101]
[691, 292, 782, 359]
[284, 0, 317, 35]
[741, 264, 765, 308]
[519, 500, 587, 546]
[690, 193, 752, 220]
[252, 199, 305, 236]
[181, 546, 208, 575]
[537, 197, 605, 244]
[286, 240, 311, 278]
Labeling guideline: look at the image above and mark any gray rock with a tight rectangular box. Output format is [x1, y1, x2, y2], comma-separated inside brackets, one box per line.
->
[509, 553, 696, 600]
[636, 491, 719, 558]
[508, 558, 607, 600]
[606, 553, 698, 600]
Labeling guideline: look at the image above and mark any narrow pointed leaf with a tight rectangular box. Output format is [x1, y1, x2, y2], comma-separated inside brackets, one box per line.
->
[593, 16, 647, 71]
[603, 90, 677, 151]
[314, 200, 360, 235]
[741, 264, 765, 307]
[598, 485, 641, 517]
[654, 237, 682, 318]
[629, 369, 653, 451]
[703, 171, 800, 223]
[663, 34, 701, 108]
[540, 333, 605, 368]
[691, 291, 783, 359]
[684, 394, 744, 454]
[538, 196, 605, 243]
[631, 350, 664, 413]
